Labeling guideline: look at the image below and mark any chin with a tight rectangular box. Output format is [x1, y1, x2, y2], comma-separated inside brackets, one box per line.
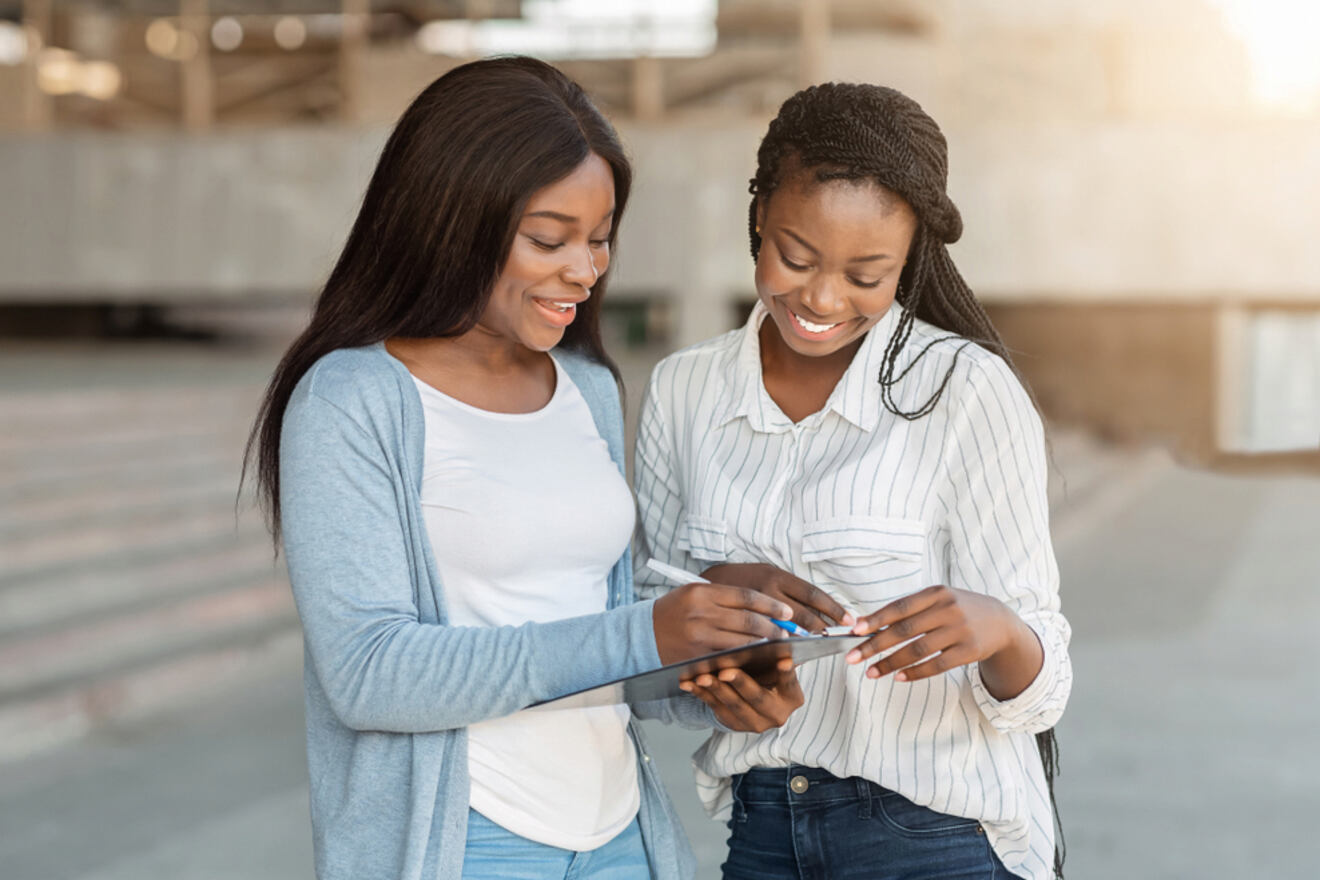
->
[520, 328, 568, 353]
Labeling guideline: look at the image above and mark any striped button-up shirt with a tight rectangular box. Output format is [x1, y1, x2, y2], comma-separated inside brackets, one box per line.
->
[634, 301, 1072, 880]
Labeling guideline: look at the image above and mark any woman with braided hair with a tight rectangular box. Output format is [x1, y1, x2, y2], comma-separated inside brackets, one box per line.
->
[634, 82, 1071, 879]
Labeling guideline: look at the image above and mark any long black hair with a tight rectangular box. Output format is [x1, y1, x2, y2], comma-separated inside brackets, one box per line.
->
[750, 82, 1065, 878]
[243, 56, 632, 545]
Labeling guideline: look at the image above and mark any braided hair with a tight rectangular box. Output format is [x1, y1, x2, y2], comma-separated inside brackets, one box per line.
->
[750, 83, 1065, 879]
[749, 82, 1014, 418]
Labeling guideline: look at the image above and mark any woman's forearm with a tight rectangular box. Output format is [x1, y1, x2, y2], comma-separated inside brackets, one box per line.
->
[977, 611, 1044, 701]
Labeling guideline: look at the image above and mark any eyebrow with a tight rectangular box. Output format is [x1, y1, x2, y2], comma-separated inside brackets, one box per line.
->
[525, 208, 616, 225]
[782, 229, 896, 264]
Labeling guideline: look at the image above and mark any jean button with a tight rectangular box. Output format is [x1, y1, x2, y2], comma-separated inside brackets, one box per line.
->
[790, 775, 809, 794]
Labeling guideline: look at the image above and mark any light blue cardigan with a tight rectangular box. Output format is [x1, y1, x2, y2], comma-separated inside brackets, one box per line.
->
[280, 342, 703, 880]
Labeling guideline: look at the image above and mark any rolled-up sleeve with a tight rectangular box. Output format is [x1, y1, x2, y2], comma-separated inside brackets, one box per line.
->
[943, 358, 1072, 734]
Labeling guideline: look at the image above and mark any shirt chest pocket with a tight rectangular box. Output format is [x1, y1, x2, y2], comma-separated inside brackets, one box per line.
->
[802, 517, 929, 611]
[677, 514, 731, 563]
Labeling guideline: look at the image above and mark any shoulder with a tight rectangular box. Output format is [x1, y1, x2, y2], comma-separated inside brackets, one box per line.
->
[553, 346, 615, 397]
[901, 319, 1040, 439]
[289, 344, 410, 429]
[646, 326, 741, 402]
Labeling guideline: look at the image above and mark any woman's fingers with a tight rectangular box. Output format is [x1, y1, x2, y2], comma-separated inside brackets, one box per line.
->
[681, 660, 804, 732]
[845, 603, 950, 665]
[653, 583, 793, 663]
[701, 563, 854, 629]
[779, 597, 830, 633]
[709, 586, 794, 643]
[863, 627, 959, 679]
[852, 586, 952, 635]
[772, 657, 804, 703]
[775, 577, 853, 627]
[712, 585, 794, 621]
[683, 673, 760, 730]
[891, 644, 977, 683]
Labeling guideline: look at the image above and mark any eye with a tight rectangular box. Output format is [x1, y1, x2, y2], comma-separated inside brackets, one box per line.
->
[529, 238, 564, 252]
[589, 238, 609, 249]
[848, 276, 883, 289]
[780, 254, 809, 272]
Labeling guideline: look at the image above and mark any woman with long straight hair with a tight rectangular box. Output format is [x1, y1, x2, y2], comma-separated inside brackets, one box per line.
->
[635, 82, 1071, 879]
[246, 56, 803, 880]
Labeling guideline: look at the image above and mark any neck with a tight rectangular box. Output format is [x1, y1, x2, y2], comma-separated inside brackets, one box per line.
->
[758, 318, 862, 387]
[392, 324, 544, 376]
[757, 319, 863, 422]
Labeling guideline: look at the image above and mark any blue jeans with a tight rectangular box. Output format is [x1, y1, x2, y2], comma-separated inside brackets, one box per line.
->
[461, 809, 649, 880]
[722, 765, 1018, 880]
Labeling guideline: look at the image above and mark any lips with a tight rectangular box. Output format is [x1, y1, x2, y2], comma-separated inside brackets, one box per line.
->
[532, 296, 582, 328]
[786, 306, 850, 341]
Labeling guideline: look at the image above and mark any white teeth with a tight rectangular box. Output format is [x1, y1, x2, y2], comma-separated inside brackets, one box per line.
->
[794, 312, 839, 334]
[541, 300, 575, 312]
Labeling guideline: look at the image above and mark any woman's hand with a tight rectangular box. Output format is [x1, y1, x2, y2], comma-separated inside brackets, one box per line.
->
[652, 582, 794, 665]
[680, 657, 804, 732]
[845, 585, 1044, 700]
[700, 563, 855, 632]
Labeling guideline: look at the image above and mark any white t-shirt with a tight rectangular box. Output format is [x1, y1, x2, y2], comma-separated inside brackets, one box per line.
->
[413, 359, 639, 851]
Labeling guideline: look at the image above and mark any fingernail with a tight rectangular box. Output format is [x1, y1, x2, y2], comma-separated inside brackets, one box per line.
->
[718, 669, 738, 682]
[843, 613, 856, 625]
[895, 671, 908, 682]
[845, 650, 860, 663]
[781, 605, 794, 618]
[867, 667, 880, 679]
[679, 681, 694, 692]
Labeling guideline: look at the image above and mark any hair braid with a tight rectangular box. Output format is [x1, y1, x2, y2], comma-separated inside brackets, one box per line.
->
[749, 83, 1065, 878]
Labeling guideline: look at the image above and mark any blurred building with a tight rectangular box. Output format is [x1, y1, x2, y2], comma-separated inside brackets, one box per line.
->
[1, 0, 1317, 466]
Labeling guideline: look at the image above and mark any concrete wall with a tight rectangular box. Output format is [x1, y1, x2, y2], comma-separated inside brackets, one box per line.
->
[2, 0, 1317, 459]
[4, 118, 1319, 306]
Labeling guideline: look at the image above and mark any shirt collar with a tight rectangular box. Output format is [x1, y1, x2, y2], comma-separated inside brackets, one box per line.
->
[714, 300, 904, 434]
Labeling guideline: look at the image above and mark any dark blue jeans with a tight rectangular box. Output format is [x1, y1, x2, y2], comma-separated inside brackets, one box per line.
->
[722, 765, 1018, 880]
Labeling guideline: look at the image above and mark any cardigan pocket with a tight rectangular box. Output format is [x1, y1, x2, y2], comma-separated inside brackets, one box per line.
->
[676, 514, 730, 562]
[802, 516, 928, 610]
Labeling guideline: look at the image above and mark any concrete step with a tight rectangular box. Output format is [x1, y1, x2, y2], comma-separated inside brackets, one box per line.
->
[0, 536, 278, 637]
[0, 624, 302, 765]
[1, 421, 247, 475]
[0, 575, 295, 703]
[0, 473, 243, 539]
[1, 446, 241, 507]
[0, 385, 263, 431]
[0, 501, 267, 580]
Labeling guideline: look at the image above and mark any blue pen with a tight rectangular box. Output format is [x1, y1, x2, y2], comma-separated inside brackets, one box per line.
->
[770, 618, 811, 638]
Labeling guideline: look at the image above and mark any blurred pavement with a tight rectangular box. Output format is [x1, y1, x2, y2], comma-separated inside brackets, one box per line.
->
[1, 339, 1316, 879]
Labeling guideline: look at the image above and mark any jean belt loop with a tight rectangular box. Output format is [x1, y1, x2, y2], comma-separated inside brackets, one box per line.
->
[731, 774, 748, 823]
[855, 776, 873, 820]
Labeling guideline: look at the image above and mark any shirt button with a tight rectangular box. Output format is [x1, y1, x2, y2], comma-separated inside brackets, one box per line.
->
[790, 775, 809, 794]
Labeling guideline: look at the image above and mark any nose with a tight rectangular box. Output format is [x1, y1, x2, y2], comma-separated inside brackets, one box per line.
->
[562, 244, 599, 290]
[798, 275, 844, 318]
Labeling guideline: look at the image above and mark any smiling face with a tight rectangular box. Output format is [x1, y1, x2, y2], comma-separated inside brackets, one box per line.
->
[755, 170, 918, 362]
[475, 152, 615, 353]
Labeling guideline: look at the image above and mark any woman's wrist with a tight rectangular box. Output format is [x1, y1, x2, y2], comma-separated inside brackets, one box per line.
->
[978, 610, 1044, 702]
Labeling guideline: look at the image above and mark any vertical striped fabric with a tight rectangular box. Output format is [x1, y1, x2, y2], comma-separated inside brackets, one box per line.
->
[634, 302, 1072, 880]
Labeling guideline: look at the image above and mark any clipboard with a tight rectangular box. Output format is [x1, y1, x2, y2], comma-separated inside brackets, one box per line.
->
[528, 632, 869, 711]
